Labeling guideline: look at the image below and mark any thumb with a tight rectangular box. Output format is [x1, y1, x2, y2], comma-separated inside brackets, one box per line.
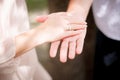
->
[36, 15, 48, 23]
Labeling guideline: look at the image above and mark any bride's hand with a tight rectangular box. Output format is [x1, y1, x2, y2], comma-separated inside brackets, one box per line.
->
[37, 13, 85, 42]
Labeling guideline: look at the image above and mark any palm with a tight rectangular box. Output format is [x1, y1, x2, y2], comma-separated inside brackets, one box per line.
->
[36, 12, 87, 63]
[50, 29, 86, 63]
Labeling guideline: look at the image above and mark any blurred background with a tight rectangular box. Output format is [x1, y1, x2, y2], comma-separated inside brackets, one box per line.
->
[26, 0, 96, 80]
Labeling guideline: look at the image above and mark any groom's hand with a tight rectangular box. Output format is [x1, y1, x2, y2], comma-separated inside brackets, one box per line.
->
[36, 12, 87, 63]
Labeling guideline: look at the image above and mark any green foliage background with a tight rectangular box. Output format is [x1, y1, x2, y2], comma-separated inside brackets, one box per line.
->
[26, 0, 48, 11]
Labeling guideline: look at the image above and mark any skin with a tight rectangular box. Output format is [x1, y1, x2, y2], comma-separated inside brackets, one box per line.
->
[51, 0, 93, 63]
[37, 0, 93, 63]
[15, 12, 84, 57]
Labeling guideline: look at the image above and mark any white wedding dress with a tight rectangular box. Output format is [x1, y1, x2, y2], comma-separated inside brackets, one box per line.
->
[0, 0, 52, 80]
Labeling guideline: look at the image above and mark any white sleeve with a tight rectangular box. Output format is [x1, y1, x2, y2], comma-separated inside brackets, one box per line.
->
[0, 37, 16, 64]
[0, 0, 16, 64]
[0, 28, 18, 74]
[0, 0, 28, 74]
[0, 0, 18, 74]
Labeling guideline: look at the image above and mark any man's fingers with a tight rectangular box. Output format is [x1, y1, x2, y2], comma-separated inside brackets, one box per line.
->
[60, 39, 69, 63]
[68, 24, 87, 31]
[36, 15, 48, 23]
[76, 38, 84, 54]
[68, 41, 76, 59]
[76, 30, 86, 54]
[50, 41, 60, 58]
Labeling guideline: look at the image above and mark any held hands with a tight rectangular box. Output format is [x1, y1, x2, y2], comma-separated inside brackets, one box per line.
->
[37, 12, 85, 42]
[36, 12, 87, 62]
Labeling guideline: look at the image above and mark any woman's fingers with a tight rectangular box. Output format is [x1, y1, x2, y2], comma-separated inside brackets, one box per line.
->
[66, 24, 87, 31]
[65, 16, 87, 25]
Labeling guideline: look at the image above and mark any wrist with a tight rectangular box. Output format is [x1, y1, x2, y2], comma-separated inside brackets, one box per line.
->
[32, 26, 49, 46]
[67, 6, 87, 20]
[15, 25, 49, 57]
